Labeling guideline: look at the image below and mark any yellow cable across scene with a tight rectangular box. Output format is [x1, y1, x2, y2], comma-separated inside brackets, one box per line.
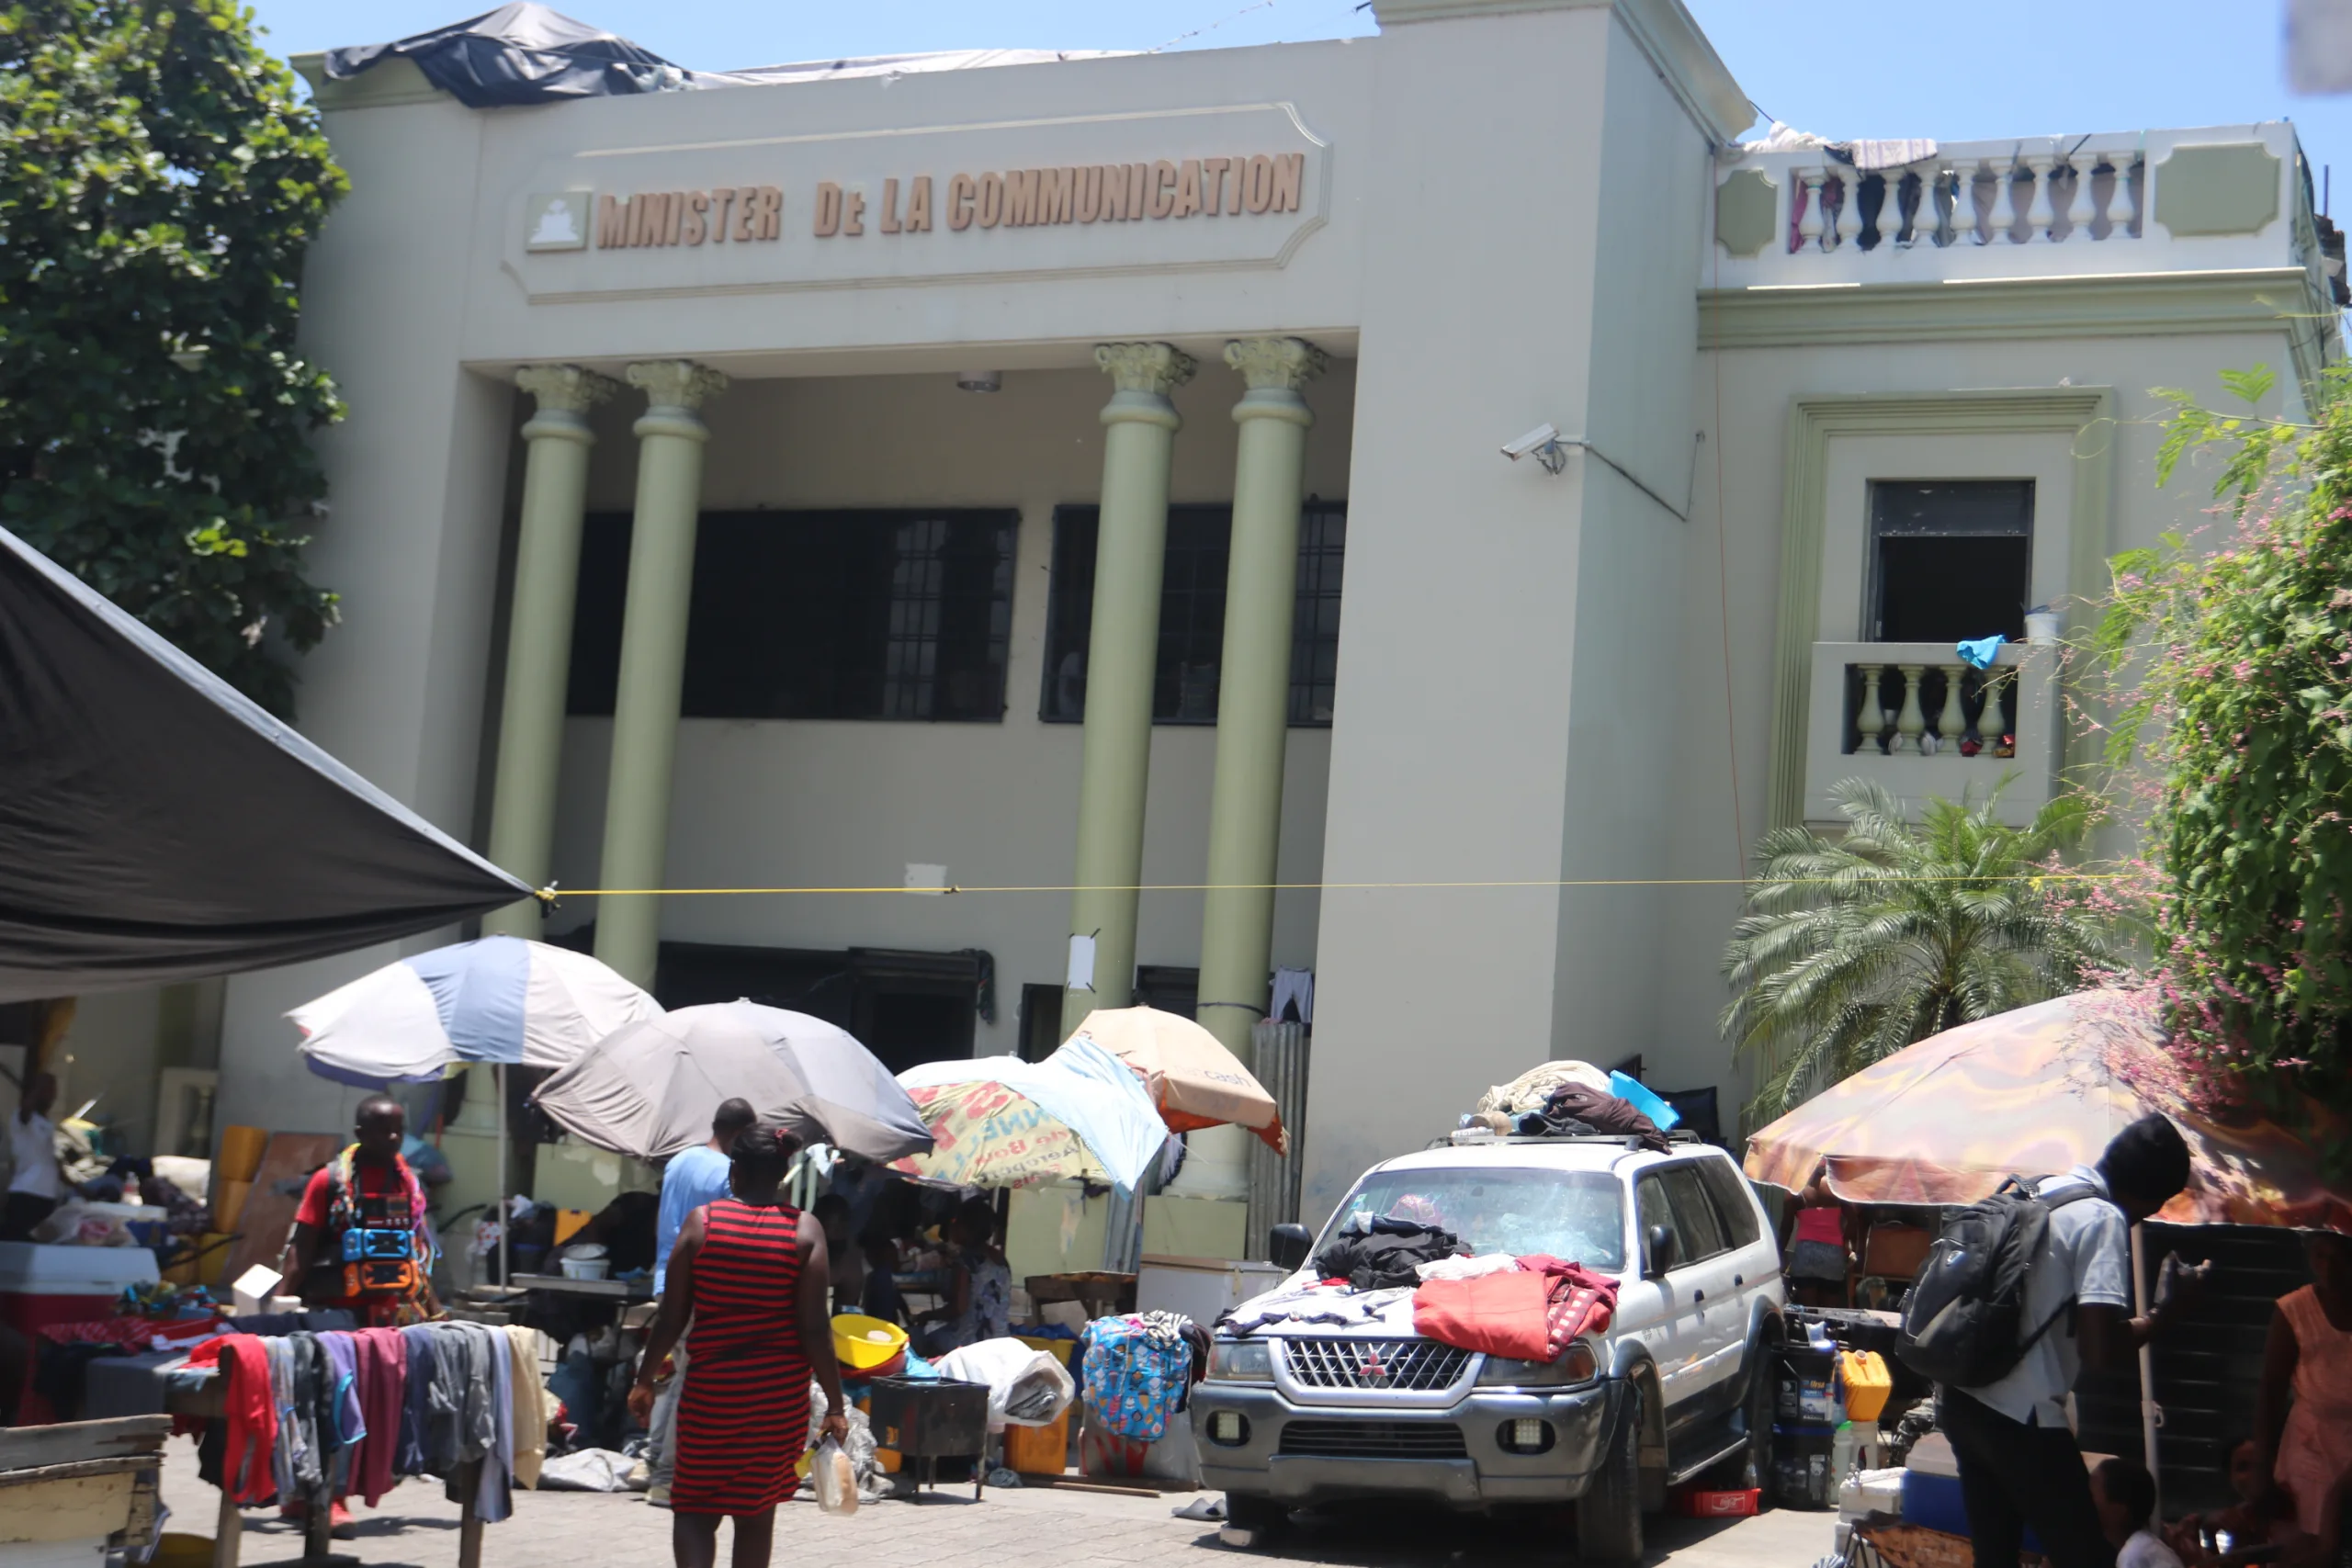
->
[540, 871, 2127, 900]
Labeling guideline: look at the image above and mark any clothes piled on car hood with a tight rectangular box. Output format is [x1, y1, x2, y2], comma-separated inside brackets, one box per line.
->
[1311, 1214, 1469, 1291]
[1410, 1255, 1619, 1362]
[1222, 1285, 1415, 1336]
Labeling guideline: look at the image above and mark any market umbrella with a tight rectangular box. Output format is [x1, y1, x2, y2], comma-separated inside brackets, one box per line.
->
[888, 1037, 1170, 1194]
[530, 1000, 933, 1163]
[1742, 989, 2352, 1230]
[1744, 988, 2352, 1508]
[1069, 1005, 1289, 1155]
[289, 933, 662, 1282]
[289, 935, 660, 1085]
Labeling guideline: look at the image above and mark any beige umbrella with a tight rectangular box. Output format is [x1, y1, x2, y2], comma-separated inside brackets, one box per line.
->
[1069, 1006, 1289, 1155]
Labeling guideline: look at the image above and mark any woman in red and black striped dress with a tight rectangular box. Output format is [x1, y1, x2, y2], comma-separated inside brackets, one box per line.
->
[630, 1125, 847, 1568]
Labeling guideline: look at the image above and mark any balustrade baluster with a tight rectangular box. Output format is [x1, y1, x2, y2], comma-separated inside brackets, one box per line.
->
[1988, 157, 2020, 242]
[2106, 154, 2139, 238]
[1797, 167, 1826, 252]
[1982, 670, 2012, 755]
[2065, 151, 2098, 237]
[1877, 166, 1909, 248]
[1936, 665, 1966, 751]
[1854, 663, 1885, 752]
[2023, 152, 2058, 241]
[1892, 664, 1927, 754]
[1933, 169, 1962, 246]
[1833, 165, 1862, 250]
[1957, 164, 1980, 243]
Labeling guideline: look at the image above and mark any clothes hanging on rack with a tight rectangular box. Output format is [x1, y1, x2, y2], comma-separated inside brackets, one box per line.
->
[183, 1319, 520, 1518]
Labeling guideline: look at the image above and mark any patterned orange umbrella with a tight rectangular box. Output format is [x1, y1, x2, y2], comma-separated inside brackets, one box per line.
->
[1743, 990, 2352, 1230]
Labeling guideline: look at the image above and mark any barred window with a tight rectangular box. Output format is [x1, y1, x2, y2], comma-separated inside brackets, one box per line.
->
[1039, 501, 1347, 727]
[567, 509, 1016, 721]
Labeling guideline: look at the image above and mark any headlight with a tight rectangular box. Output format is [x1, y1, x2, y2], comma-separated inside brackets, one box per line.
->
[1476, 1340, 1600, 1388]
[1208, 1339, 1274, 1382]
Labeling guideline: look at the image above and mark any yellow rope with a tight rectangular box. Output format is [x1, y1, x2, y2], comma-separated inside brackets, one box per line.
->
[537, 871, 2125, 901]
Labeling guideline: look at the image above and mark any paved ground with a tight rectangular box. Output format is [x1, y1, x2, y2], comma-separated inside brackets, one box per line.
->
[157, 1443, 1833, 1568]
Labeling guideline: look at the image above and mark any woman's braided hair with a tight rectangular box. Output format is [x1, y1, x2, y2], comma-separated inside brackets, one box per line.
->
[727, 1122, 803, 1186]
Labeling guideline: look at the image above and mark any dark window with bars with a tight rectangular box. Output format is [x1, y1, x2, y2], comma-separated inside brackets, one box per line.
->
[567, 509, 1016, 721]
[1039, 501, 1346, 727]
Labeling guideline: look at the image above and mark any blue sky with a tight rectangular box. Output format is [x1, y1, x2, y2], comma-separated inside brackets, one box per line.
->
[246, 1, 2351, 224]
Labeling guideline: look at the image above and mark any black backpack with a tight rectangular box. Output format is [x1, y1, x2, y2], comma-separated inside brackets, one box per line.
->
[1894, 1175, 2099, 1388]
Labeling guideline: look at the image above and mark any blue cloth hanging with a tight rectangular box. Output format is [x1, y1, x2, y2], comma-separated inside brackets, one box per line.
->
[1956, 635, 2007, 670]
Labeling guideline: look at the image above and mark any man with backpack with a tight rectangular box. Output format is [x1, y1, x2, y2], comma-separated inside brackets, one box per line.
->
[1902, 1113, 2208, 1568]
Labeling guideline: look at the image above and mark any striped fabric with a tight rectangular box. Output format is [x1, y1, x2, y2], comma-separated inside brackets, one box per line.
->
[673, 1200, 814, 1517]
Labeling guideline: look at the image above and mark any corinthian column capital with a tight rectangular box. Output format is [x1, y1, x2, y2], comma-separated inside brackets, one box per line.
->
[626, 359, 729, 413]
[515, 364, 621, 416]
[1094, 342, 1197, 397]
[1224, 336, 1327, 392]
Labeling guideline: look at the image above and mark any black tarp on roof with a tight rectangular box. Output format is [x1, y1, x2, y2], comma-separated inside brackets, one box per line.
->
[323, 4, 687, 107]
[0, 526, 533, 1001]
[322, 5, 1112, 107]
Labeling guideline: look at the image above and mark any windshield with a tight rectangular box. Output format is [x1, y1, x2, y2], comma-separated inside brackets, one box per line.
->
[1319, 1166, 1627, 1273]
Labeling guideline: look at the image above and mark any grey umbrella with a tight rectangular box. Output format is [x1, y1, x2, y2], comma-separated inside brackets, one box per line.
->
[530, 999, 934, 1162]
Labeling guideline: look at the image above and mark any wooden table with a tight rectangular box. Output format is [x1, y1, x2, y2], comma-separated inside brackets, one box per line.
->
[167, 1373, 484, 1568]
[0, 1416, 168, 1565]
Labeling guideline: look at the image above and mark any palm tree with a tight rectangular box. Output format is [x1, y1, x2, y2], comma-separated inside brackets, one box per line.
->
[1722, 776, 2135, 1124]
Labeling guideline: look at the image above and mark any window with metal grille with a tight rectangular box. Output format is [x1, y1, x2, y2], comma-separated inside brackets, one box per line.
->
[567, 509, 1016, 722]
[1866, 479, 2034, 643]
[1039, 502, 1347, 727]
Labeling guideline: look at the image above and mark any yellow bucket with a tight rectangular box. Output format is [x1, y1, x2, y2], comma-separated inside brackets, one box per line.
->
[831, 1314, 910, 1371]
[1018, 1336, 1075, 1366]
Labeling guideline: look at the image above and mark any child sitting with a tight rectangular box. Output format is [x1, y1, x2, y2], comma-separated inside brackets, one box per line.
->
[2095, 1457, 2185, 1568]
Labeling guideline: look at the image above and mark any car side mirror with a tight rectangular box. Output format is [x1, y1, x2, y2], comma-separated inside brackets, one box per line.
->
[1645, 1224, 1679, 1277]
[1268, 1224, 1314, 1272]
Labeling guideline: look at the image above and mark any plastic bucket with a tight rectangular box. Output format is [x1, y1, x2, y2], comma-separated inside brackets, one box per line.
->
[832, 1314, 910, 1371]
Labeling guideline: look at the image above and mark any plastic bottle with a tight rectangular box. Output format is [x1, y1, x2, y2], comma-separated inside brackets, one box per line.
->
[1832, 1421, 1857, 1487]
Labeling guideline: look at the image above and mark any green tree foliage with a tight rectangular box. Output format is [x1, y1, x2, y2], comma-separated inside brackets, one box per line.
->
[0, 0, 346, 715]
[1722, 777, 2133, 1123]
[2094, 364, 2352, 1122]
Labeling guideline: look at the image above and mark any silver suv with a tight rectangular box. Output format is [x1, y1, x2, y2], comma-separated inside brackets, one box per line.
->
[1194, 1134, 1786, 1562]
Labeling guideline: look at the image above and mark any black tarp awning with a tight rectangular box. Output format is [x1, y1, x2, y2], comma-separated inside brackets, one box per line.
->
[0, 526, 534, 1001]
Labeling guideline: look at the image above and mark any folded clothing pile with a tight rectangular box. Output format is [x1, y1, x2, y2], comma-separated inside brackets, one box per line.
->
[1311, 1215, 1468, 1290]
[1410, 1254, 1619, 1362]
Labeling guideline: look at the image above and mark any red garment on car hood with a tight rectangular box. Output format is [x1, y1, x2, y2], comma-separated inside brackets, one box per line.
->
[1410, 1254, 1618, 1361]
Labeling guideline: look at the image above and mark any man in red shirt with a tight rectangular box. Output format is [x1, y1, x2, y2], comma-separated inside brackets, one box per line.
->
[278, 1095, 438, 1328]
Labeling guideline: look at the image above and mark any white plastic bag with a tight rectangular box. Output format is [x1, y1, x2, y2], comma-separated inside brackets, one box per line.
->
[934, 1337, 1077, 1431]
[811, 1437, 856, 1515]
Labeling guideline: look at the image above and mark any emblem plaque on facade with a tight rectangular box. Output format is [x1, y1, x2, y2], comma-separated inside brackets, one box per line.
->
[524, 191, 592, 252]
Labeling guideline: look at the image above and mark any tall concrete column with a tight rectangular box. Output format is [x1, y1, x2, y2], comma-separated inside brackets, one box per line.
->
[592, 360, 727, 989]
[1174, 337, 1326, 1202]
[481, 366, 619, 938]
[1062, 343, 1196, 1036]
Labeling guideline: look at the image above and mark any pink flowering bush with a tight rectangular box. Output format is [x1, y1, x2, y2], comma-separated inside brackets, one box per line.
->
[2092, 365, 2352, 1127]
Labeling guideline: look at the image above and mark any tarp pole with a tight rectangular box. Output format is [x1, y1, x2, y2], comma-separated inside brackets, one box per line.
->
[2132, 1223, 2161, 1515]
[498, 1064, 511, 1288]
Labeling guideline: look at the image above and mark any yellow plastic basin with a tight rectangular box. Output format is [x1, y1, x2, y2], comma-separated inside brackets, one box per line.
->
[831, 1314, 910, 1371]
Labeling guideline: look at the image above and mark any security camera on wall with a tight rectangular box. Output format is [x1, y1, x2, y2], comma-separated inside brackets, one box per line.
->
[1500, 423, 1568, 474]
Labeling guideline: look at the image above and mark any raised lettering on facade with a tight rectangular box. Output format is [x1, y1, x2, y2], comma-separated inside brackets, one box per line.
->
[579, 152, 1305, 252]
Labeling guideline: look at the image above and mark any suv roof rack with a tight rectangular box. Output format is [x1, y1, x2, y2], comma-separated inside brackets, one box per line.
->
[1425, 1127, 1709, 1150]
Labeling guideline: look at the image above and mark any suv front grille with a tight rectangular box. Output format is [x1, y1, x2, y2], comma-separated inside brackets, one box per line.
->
[1282, 1337, 1473, 1393]
[1278, 1420, 1469, 1459]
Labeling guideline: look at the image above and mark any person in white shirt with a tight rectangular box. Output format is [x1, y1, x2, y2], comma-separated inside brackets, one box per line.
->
[4, 1071, 63, 1241]
[1941, 1114, 2208, 1568]
[2096, 1456, 2187, 1568]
